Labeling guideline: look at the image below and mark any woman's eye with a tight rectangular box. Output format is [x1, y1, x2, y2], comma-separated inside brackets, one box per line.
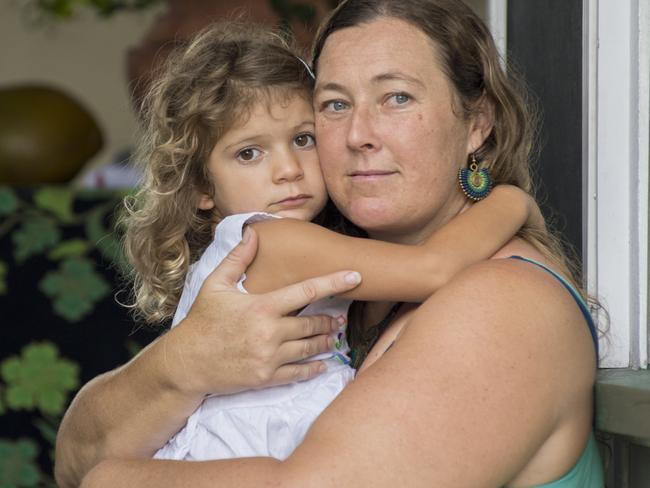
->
[388, 93, 411, 105]
[236, 148, 262, 162]
[323, 100, 348, 112]
[294, 133, 316, 148]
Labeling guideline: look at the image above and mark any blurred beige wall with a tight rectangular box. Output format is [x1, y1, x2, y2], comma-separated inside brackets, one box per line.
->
[0, 0, 488, 179]
[0, 3, 164, 176]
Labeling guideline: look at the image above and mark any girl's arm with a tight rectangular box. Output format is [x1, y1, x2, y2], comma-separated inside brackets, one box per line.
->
[245, 184, 541, 301]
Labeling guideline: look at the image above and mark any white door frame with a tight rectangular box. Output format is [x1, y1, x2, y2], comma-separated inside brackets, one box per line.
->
[584, 0, 650, 368]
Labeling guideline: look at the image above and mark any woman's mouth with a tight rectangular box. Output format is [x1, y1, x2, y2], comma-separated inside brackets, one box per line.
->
[348, 170, 398, 181]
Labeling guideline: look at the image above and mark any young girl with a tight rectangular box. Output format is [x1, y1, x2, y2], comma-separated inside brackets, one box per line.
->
[123, 22, 541, 462]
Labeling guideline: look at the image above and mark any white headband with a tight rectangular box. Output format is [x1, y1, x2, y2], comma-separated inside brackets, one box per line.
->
[296, 56, 315, 80]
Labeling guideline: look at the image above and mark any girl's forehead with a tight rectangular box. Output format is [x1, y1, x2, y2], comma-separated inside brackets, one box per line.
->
[227, 87, 313, 129]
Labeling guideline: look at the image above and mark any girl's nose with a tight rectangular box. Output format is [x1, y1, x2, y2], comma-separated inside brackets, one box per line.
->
[272, 153, 304, 183]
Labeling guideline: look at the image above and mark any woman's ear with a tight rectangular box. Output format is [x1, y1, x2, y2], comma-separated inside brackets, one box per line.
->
[197, 193, 215, 210]
[467, 94, 495, 153]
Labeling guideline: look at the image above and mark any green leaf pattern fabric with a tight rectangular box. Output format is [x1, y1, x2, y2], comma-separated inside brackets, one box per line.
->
[40, 258, 110, 322]
[1, 343, 79, 416]
[12, 218, 61, 263]
[0, 187, 19, 216]
[1, 186, 153, 488]
[0, 439, 41, 488]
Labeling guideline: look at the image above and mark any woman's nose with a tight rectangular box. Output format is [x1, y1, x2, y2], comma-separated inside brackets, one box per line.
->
[346, 105, 380, 152]
[272, 152, 304, 183]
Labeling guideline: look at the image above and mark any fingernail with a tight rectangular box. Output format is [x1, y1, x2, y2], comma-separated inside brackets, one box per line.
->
[318, 362, 327, 373]
[344, 271, 361, 285]
[336, 315, 347, 326]
[242, 227, 252, 243]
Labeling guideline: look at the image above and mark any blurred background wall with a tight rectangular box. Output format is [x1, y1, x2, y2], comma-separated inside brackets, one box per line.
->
[0, 3, 165, 177]
[0, 0, 486, 183]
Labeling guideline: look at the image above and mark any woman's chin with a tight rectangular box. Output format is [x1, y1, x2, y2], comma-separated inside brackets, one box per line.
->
[343, 202, 411, 238]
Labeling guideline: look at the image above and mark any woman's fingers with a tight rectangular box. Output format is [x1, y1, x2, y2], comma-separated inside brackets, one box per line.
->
[208, 226, 259, 288]
[264, 270, 362, 315]
[281, 313, 342, 342]
[276, 328, 334, 365]
[269, 361, 329, 386]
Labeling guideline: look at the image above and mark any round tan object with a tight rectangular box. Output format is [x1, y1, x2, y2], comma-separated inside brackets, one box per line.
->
[0, 85, 103, 185]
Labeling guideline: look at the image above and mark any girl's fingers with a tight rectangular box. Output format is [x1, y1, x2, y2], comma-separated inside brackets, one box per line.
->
[263, 271, 362, 315]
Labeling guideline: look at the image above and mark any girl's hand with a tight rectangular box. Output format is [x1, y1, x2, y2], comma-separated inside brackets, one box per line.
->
[163, 227, 362, 397]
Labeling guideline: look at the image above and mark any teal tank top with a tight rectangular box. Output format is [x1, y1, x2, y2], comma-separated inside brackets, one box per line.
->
[510, 256, 603, 488]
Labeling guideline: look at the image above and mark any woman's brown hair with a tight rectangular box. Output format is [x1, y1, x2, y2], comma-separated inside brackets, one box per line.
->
[312, 0, 605, 345]
[313, 0, 584, 290]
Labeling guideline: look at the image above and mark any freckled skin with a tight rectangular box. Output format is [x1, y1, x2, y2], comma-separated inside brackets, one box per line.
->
[313, 18, 486, 245]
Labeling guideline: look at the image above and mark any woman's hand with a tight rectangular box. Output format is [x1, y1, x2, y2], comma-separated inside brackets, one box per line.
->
[163, 226, 362, 397]
[54, 226, 361, 488]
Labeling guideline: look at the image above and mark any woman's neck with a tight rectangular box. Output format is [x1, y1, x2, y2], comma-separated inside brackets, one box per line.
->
[367, 198, 472, 245]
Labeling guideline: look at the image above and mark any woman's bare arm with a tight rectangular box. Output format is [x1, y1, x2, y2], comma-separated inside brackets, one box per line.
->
[60, 185, 538, 486]
[245, 185, 540, 301]
[80, 257, 597, 488]
[54, 233, 361, 488]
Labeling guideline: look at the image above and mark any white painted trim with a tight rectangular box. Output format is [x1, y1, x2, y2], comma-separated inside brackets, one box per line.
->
[486, 0, 507, 61]
[585, 0, 649, 368]
[583, 0, 598, 304]
[636, 0, 649, 368]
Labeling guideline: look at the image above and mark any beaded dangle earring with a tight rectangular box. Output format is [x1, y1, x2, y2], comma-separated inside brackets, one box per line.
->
[458, 153, 493, 201]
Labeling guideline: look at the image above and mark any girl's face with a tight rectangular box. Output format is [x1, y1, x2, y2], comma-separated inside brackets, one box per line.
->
[200, 93, 328, 221]
[314, 17, 491, 243]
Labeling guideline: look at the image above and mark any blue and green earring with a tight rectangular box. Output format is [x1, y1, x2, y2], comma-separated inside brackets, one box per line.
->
[458, 153, 492, 201]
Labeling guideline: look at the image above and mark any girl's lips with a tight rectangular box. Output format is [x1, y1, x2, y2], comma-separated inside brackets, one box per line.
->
[274, 195, 312, 207]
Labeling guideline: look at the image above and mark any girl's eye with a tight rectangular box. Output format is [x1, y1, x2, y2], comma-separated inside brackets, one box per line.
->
[294, 133, 316, 148]
[388, 93, 411, 106]
[323, 100, 349, 112]
[236, 148, 262, 163]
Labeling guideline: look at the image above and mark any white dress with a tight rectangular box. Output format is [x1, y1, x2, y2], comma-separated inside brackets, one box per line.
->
[154, 212, 355, 461]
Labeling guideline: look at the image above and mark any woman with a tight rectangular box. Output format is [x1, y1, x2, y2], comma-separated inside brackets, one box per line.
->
[58, 1, 603, 486]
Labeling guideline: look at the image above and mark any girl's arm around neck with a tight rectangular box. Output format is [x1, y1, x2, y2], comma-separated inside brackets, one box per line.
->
[244, 184, 539, 302]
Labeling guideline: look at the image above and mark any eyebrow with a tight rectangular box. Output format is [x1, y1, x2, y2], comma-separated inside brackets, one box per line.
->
[372, 71, 425, 89]
[314, 82, 348, 97]
[223, 120, 314, 151]
[314, 71, 425, 96]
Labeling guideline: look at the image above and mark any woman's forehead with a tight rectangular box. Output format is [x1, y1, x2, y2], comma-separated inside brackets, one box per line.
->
[315, 17, 442, 87]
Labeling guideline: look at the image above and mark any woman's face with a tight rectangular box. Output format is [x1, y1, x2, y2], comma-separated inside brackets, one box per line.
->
[314, 17, 489, 243]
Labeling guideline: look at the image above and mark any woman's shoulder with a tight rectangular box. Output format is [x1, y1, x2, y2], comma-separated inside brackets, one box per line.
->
[413, 237, 597, 373]
[444, 239, 582, 325]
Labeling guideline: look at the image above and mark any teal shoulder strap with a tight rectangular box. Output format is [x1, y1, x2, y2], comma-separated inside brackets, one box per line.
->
[509, 255, 598, 361]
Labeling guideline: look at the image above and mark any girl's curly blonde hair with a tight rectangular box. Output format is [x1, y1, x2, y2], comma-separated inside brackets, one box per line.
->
[122, 22, 315, 324]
